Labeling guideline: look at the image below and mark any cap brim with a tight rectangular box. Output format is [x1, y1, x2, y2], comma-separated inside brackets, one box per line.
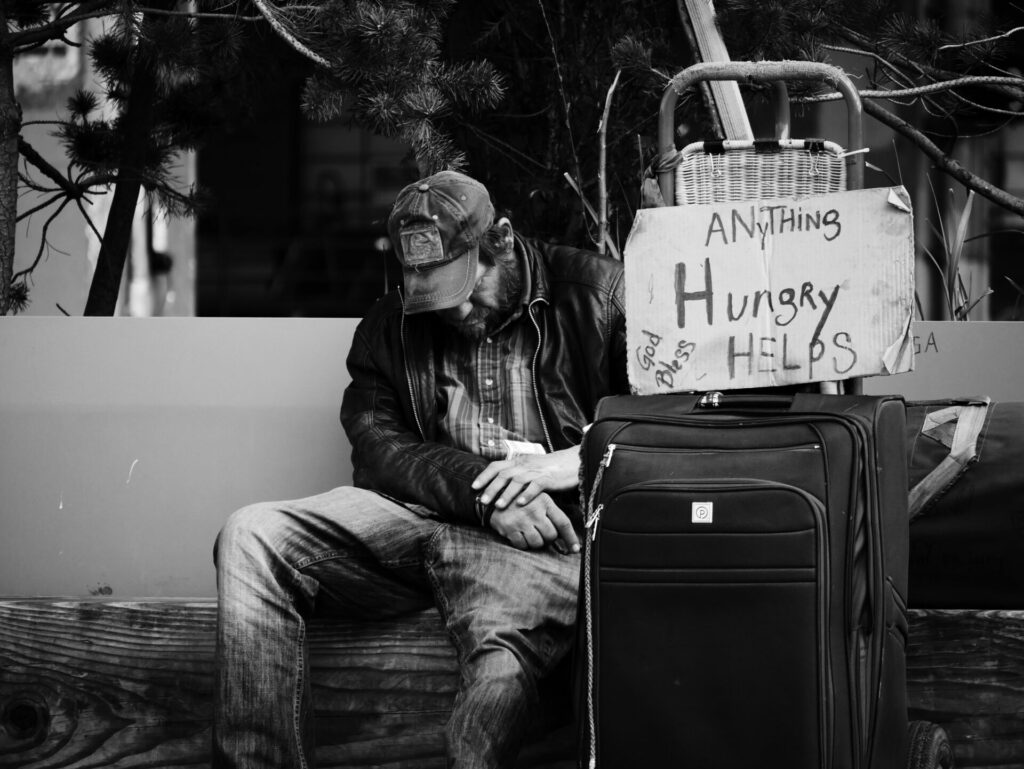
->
[402, 247, 479, 315]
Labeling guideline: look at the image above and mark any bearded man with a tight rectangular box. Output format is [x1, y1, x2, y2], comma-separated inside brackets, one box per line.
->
[212, 170, 628, 769]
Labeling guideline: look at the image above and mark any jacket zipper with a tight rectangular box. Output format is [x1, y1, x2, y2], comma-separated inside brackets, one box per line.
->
[399, 311, 426, 440]
[528, 299, 555, 452]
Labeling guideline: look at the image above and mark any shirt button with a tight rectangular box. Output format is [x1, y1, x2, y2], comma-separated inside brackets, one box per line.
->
[487, 417, 494, 424]
[487, 439, 495, 447]
[486, 337, 493, 344]
[484, 377, 494, 386]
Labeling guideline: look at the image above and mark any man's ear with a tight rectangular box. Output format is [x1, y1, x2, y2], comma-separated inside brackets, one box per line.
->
[496, 217, 514, 252]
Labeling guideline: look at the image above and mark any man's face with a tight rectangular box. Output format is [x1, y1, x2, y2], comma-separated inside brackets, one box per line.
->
[435, 257, 519, 340]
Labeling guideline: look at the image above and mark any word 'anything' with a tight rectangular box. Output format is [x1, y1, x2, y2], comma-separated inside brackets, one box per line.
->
[705, 204, 841, 249]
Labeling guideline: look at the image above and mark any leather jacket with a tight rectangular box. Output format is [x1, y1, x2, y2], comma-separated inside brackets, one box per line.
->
[340, 234, 628, 525]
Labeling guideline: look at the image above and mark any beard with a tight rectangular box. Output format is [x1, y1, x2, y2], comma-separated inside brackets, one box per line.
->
[446, 255, 523, 340]
[448, 305, 506, 340]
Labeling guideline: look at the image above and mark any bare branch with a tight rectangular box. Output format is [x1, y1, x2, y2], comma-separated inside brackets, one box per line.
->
[937, 25, 1024, 52]
[861, 98, 1024, 216]
[459, 124, 547, 174]
[536, 0, 586, 239]
[17, 193, 65, 222]
[12, 199, 74, 283]
[563, 173, 621, 259]
[796, 75, 1024, 104]
[75, 198, 105, 243]
[597, 69, 621, 258]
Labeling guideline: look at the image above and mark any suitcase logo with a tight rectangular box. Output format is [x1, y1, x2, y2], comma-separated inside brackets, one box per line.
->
[691, 501, 714, 524]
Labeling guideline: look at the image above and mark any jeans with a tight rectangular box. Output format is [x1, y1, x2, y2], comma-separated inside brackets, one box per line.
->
[212, 486, 580, 769]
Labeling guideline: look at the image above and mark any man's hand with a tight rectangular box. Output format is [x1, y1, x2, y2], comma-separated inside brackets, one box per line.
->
[472, 446, 581, 511]
[488, 492, 581, 553]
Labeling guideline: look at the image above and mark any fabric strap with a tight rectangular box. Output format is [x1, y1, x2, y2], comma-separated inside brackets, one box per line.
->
[908, 397, 991, 521]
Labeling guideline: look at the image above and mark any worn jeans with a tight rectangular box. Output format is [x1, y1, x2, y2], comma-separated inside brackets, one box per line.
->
[212, 486, 580, 769]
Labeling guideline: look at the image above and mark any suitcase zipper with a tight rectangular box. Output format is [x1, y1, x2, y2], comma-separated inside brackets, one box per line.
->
[582, 443, 617, 768]
[584, 475, 833, 769]
[604, 441, 823, 457]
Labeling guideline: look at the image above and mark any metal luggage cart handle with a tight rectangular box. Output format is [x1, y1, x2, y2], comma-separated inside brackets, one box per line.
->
[658, 60, 865, 205]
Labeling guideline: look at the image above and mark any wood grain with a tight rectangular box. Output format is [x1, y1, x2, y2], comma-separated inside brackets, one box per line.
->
[0, 599, 468, 769]
[2, 600, 1021, 768]
[907, 609, 1024, 769]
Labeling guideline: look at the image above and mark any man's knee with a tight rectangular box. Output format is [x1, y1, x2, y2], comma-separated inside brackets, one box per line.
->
[213, 502, 280, 569]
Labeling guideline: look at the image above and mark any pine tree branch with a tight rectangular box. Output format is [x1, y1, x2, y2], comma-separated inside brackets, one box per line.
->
[860, 98, 1024, 217]
[135, 7, 262, 21]
[834, 25, 1024, 104]
[12, 198, 73, 283]
[16, 192, 64, 222]
[18, 172, 58, 194]
[18, 138, 82, 198]
[8, 1, 115, 51]
[821, 44, 924, 93]
[248, 0, 330, 67]
[77, 172, 122, 188]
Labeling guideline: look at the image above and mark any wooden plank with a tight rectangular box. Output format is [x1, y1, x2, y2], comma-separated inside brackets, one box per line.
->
[0, 599, 498, 769]
[680, 0, 753, 140]
[907, 609, 1024, 769]
[1, 600, 1021, 768]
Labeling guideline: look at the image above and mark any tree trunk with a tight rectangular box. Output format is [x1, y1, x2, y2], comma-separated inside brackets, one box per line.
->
[83, 18, 163, 316]
[0, 32, 21, 315]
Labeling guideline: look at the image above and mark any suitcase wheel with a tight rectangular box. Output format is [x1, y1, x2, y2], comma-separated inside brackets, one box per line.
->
[906, 720, 954, 769]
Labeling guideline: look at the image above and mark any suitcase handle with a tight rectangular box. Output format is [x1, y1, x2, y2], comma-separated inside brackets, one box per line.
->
[696, 391, 794, 410]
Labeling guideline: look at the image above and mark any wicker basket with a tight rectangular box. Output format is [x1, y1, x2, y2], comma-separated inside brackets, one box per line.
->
[674, 139, 847, 206]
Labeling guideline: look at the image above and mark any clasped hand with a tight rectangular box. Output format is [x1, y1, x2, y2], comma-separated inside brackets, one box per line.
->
[471, 447, 581, 553]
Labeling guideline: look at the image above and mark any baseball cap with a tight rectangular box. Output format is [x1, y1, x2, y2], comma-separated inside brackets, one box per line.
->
[387, 171, 496, 314]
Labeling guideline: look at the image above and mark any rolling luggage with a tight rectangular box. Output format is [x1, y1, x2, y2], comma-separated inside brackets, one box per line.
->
[578, 391, 911, 769]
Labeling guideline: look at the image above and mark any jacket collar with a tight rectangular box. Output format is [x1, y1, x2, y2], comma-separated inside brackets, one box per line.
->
[515, 234, 550, 307]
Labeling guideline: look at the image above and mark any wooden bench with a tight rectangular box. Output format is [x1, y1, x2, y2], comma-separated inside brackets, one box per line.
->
[1, 600, 1022, 768]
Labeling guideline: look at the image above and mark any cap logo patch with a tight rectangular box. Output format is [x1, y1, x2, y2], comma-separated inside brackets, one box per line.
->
[401, 223, 445, 268]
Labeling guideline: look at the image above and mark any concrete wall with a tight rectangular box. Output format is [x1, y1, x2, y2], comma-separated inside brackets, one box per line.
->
[0, 318, 1021, 598]
[0, 317, 359, 597]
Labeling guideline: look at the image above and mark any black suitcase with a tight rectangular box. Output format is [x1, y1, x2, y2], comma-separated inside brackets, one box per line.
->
[578, 391, 912, 769]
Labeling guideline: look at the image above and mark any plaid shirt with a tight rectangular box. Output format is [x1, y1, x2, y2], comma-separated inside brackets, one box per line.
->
[435, 255, 544, 460]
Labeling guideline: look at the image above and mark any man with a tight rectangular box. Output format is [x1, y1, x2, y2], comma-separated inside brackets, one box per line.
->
[213, 170, 628, 768]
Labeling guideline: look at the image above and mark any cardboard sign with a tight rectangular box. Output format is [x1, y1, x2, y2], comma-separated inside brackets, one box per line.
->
[624, 186, 916, 393]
